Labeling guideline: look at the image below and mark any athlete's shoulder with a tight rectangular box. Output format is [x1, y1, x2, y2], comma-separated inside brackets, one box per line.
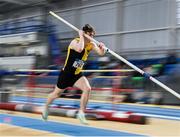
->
[70, 38, 78, 45]
[70, 38, 79, 45]
[74, 37, 80, 42]
[69, 38, 80, 51]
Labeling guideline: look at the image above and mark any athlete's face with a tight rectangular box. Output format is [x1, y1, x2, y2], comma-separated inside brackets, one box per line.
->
[85, 31, 95, 42]
[87, 31, 95, 38]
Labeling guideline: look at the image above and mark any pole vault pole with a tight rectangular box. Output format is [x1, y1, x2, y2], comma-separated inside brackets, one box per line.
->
[49, 11, 180, 99]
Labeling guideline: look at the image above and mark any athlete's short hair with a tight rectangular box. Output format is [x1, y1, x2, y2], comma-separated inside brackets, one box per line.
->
[82, 24, 95, 34]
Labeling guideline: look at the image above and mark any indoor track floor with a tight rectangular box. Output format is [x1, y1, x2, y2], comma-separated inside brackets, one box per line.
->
[0, 97, 180, 137]
[0, 104, 180, 136]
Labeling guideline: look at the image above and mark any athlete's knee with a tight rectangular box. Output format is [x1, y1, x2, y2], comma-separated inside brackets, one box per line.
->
[48, 91, 59, 99]
[48, 93, 56, 100]
[83, 86, 91, 93]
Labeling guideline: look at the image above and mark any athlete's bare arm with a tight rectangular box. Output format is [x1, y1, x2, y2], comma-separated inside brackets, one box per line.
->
[91, 42, 106, 56]
[70, 30, 85, 53]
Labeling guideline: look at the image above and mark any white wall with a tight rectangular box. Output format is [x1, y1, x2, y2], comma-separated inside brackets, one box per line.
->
[121, 0, 175, 52]
[123, 0, 169, 30]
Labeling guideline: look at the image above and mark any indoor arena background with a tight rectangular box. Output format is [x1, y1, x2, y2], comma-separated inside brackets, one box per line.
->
[0, 0, 180, 136]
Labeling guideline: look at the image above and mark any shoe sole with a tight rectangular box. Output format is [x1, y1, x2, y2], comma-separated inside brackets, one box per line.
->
[42, 114, 47, 121]
[77, 115, 88, 125]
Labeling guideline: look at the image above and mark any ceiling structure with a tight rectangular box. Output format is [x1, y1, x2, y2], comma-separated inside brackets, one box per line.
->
[0, 0, 47, 5]
[0, 0, 51, 13]
[0, 0, 87, 14]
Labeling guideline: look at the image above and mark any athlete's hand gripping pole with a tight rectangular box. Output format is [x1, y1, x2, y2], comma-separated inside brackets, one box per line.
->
[49, 11, 180, 99]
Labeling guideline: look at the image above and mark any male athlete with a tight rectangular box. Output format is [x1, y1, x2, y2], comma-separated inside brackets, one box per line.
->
[42, 24, 106, 124]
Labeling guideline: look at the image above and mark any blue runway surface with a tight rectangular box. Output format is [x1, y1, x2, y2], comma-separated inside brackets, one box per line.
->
[11, 96, 180, 120]
[0, 113, 146, 136]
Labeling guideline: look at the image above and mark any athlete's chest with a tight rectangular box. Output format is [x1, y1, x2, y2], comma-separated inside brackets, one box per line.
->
[71, 43, 92, 58]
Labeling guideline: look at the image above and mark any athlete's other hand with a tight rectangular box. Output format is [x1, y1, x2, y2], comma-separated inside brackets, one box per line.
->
[98, 42, 105, 50]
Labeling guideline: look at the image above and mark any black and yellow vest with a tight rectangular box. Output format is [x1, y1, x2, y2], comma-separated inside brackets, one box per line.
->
[63, 38, 93, 75]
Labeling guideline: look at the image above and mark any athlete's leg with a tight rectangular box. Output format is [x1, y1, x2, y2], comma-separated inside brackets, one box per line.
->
[42, 86, 64, 120]
[74, 76, 91, 112]
[74, 76, 91, 124]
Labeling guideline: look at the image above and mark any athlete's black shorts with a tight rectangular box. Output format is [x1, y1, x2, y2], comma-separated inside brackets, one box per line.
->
[56, 70, 83, 89]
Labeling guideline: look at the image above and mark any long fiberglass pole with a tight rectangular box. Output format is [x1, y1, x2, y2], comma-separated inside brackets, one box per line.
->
[49, 11, 180, 100]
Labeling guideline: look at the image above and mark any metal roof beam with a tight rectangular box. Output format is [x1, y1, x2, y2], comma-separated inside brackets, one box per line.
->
[0, 0, 27, 5]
